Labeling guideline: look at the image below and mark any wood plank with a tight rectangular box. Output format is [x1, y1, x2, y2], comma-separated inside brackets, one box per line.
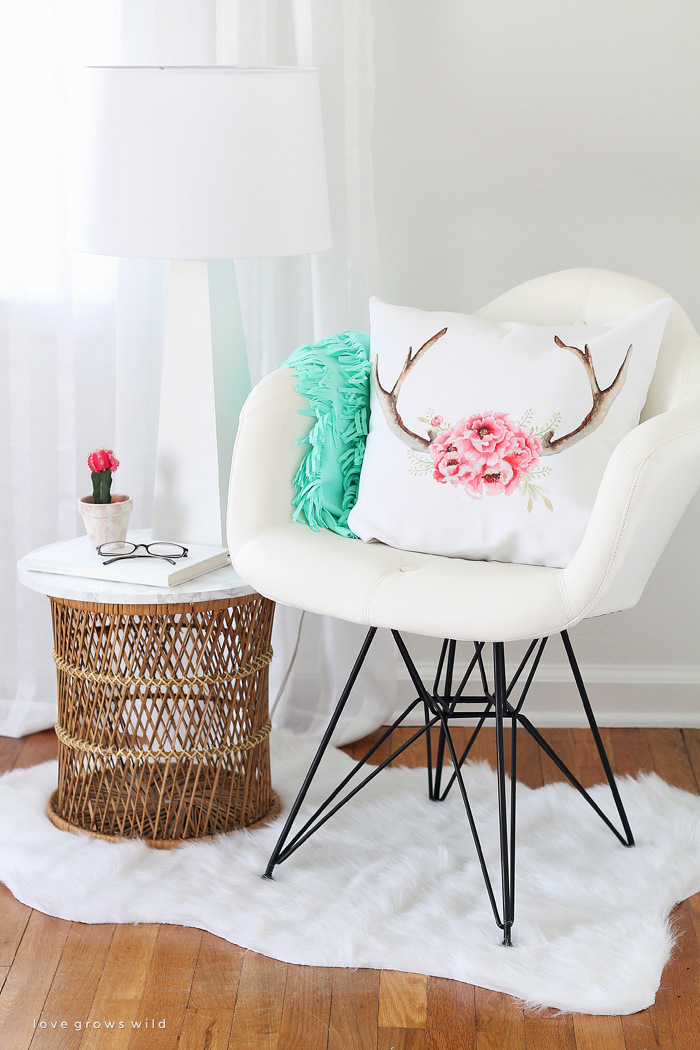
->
[426, 976, 475, 1050]
[343, 726, 393, 765]
[277, 965, 332, 1050]
[646, 729, 698, 792]
[646, 729, 700, 1049]
[179, 1009, 233, 1050]
[653, 901, 700, 1050]
[0, 737, 25, 774]
[1, 724, 698, 1050]
[473, 987, 524, 1050]
[538, 728, 581, 786]
[0, 910, 71, 1050]
[682, 728, 700, 787]
[384, 725, 436, 771]
[572, 1013, 627, 1050]
[607, 728, 654, 778]
[396, 725, 543, 789]
[378, 1028, 426, 1049]
[228, 951, 287, 1050]
[14, 730, 58, 770]
[128, 924, 202, 1049]
[393, 726, 500, 775]
[78, 924, 159, 1049]
[523, 1008, 575, 1049]
[352, 724, 540, 789]
[572, 726, 613, 789]
[456, 726, 496, 769]
[0, 883, 32, 967]
[509, 725, 543, 790]
[327, 968, 380, 1050]
[379, 970, 427, 1029]
[30, 923, 115, 1050]
[187, 932, 244, 1011]
[689, 886, 700, 946]
[619, 999, 676, 1050]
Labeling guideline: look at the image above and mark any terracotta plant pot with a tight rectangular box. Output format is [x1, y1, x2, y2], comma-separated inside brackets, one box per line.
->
[78, 494, 133, 549]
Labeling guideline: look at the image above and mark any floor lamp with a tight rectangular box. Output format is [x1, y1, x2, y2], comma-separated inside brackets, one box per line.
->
[71, 66, 332, 547]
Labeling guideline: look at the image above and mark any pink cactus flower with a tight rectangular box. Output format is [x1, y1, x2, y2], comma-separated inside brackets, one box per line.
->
[88, 448, 119, 473]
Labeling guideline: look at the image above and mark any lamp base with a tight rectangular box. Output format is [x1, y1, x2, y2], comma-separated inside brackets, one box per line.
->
[152, 260, 250, 548]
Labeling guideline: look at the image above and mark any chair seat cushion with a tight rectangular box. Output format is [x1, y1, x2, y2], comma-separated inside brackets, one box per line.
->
[234, 522, 577, 642]
[347, 297, 672, 568]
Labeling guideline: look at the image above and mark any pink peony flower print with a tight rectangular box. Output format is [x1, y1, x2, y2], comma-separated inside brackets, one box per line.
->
[483, 457, 519, 495]
[430, 415, 443, 427]
[427, 412, 541, 499]
[430, 423, 480, 488]
[463, 412, 513, 455]
[507, 427, 540, 473]
[430, 439, 478, 486]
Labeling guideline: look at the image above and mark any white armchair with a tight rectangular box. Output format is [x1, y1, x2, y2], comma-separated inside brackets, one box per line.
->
[228, 268, 700, 944]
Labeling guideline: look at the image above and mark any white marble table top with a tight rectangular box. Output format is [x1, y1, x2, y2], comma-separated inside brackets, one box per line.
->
[17, 534, 256, 606]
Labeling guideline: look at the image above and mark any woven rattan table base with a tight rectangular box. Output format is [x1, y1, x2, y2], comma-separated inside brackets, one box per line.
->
[49, 591, 277, 847]
[47, 788, 280, 849]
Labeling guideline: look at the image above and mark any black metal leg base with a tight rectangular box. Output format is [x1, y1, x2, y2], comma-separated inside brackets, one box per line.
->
[263, 629, 634, 943]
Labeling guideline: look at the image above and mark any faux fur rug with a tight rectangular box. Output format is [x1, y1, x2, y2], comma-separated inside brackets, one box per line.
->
[1, 731, 699, 1015]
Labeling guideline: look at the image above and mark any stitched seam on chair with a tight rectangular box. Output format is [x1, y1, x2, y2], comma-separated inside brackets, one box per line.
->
[578, 269, 601, 322]
[557, 573, 574, 623]
[242, 391, 299, 421]
[230, 523, 293, 561]
[576, 424, 700, 619]
[362, 570, 400, 625]
[618, 445, 636, 471]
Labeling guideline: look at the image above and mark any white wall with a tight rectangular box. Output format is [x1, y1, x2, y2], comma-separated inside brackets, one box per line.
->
[370, 0, 700, 723]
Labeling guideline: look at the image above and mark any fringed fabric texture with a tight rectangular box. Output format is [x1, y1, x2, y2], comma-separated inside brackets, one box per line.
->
[281, 331, 371, 538]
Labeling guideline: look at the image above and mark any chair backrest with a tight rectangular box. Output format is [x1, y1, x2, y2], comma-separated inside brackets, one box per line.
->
[475, 268, 700, 421]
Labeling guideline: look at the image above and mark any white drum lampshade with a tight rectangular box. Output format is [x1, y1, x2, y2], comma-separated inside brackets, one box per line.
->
[71, 66, 332, 547]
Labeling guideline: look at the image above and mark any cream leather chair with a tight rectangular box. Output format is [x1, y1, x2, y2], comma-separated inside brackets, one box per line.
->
[228, 268, 700, 944]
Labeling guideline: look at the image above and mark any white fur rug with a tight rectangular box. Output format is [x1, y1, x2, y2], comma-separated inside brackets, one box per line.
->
[1, 731, 699, 1015]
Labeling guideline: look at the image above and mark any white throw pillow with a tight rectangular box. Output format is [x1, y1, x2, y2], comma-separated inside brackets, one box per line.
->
[347, 297, 672, 567]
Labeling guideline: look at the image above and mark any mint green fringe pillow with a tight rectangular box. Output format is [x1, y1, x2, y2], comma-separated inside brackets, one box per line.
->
[282, 331, 370, 538]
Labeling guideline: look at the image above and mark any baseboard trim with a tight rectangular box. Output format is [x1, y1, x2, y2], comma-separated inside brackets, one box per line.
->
[390, 662, 700, 728]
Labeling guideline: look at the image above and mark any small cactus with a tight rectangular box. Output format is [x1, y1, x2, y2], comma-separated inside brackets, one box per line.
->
[87, 449, 119, 504]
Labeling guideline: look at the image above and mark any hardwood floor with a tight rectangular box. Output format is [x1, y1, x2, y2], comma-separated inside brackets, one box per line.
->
[0, 725, 698, 1049]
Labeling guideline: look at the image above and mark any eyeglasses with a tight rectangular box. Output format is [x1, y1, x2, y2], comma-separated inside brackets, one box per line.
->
[96, 541, 189, 566]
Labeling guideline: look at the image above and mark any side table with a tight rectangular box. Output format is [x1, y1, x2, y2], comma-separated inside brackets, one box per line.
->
[18, 552, 279, 848]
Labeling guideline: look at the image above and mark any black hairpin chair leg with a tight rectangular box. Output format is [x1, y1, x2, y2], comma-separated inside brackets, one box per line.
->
[263, 627, 633, 944]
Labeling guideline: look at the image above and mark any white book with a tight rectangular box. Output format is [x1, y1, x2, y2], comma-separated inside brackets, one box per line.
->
[21, 533, 230, 588]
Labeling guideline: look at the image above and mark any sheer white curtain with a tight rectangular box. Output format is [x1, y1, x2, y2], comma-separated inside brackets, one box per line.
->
[226, 0, 398, 744]
[0, 0, 396, 743]
[0, 1, 167, 734]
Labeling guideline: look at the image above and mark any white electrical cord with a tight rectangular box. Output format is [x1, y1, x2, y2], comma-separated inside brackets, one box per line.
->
[270, 610, 306, 719]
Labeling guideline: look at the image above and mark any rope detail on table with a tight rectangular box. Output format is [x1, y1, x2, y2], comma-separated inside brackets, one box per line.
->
[51, 646, 273, 687]
[54, 718, 272, 761]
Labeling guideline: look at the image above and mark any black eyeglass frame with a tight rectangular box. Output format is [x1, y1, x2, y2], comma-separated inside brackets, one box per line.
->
[96, 541, 189, 566]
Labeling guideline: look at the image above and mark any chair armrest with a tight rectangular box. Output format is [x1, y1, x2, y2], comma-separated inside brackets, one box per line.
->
[562, 389, 700, 620]
[227, 368, 312, 559]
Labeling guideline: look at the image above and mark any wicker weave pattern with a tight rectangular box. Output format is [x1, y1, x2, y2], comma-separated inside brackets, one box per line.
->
[49, 592, 278, 846]
[52, 645, 273, 686]
[54, 717, 272, 761]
